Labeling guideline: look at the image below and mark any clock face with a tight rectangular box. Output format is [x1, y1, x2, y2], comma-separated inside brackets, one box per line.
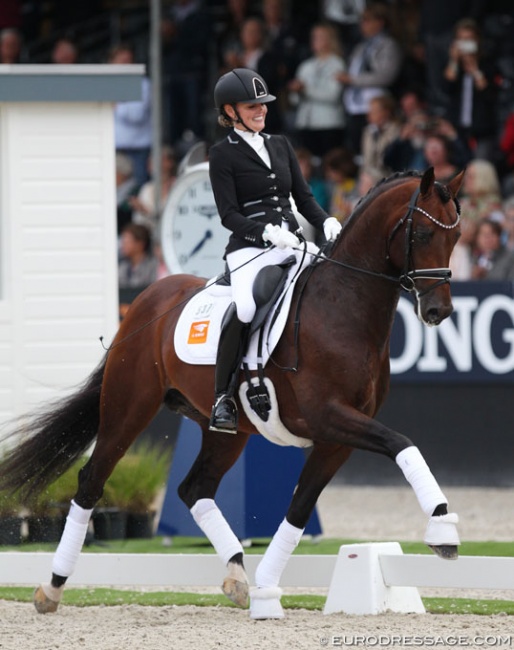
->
[161, 163, 228, 278]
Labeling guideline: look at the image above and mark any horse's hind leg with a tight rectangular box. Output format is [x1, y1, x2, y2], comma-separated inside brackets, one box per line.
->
[34, 355, 164, 614]
[178, 424, 251, 607]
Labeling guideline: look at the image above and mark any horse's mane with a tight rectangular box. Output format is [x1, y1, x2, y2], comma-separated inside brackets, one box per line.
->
[341, 170, 453, 235]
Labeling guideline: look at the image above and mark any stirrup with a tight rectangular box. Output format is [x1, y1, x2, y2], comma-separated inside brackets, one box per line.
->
[209, 395, 239, 434]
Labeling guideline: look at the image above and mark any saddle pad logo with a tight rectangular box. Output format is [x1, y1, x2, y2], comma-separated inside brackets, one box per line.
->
[188, 321, 210, 344]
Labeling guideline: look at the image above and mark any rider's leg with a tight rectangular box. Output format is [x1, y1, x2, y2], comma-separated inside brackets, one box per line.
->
[209, 246, 290, 433]
[209, 248, 259, 433]
[209, 303, 251, 432]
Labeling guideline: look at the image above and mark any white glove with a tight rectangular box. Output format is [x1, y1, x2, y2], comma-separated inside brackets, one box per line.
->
[323, 217, 342, 242]
[262, 224, 300, 250]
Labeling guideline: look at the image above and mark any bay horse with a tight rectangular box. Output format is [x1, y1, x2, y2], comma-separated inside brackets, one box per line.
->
[0, 168, 463, 618]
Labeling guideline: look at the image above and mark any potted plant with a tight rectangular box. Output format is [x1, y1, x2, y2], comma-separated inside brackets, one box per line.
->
[24, 457, 85, 543]
[0, 489, 23, 546]
[93, 442, 171, 540]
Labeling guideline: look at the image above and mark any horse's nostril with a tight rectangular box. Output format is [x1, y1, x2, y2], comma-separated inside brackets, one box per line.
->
[426, 308, 441, 324]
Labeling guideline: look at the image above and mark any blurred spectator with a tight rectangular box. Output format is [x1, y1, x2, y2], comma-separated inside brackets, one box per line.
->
[388, 1, 426, 98]
[295, 147, 329, 212]
[418, 0, 485, 117]
[459, 159, 502, 223]
[398, 87, 428, 122]
[116, 153, 140, 237]
[337, 3, 403, 154]
[162, 0, 211, 144]
[118, 223, 159, 290]
[471, 217, 514, 280]
[51, 37, 78, 64]
[442, 18, 499, 160]
[499, 110, 514, 197]
[287, 23, 346, 158]
[109, 44, 152, 187]
[0, 27, 22, 64]
[360, 94, 401, 180]
[130, 145, 178, 234]
[423, 134, 459, 183]
[263, 0, 302, 85]
[223, 17, 282, 132]
[0, 1, 22, 31]
[449, 216, 478, 280]
[216, 0, 254, 72]
[501, 196, 514, 251]
[320, 0, 365, 55]
[323, 147, 358, 224]
[384, 111, 469, 173]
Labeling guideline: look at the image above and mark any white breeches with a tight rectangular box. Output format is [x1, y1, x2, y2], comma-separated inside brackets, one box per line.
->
[227, 239, 296, 323]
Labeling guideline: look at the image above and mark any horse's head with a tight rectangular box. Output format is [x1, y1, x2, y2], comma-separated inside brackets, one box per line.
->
[387, 167, 464, 326]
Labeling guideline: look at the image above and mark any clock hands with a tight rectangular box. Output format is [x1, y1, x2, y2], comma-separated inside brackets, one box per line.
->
[186, 229, 212, 261]
[197, 206, 218, 219]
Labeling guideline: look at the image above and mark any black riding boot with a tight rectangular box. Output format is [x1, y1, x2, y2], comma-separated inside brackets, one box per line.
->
[209, 303, 250, 433]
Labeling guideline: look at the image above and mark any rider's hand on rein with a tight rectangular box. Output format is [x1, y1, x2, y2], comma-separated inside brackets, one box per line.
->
[323, 217, 342, 242]
[262, 224, 301, 250]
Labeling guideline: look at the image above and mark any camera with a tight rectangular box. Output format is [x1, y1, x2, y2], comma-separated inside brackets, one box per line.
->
[456, 39, 478, 54]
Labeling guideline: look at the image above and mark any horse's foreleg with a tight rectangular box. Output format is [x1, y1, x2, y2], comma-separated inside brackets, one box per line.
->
[316, 405, 460, 558]
[395, 445, 459, 557]
[251, 444, 353, 619]
[178, 426, 251, 607]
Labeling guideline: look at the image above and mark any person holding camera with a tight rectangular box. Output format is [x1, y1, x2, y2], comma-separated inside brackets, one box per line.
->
[443, 18, 498, 160]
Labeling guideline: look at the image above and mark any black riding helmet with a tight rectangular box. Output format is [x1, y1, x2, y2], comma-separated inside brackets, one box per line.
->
[214, 68, 276, 109]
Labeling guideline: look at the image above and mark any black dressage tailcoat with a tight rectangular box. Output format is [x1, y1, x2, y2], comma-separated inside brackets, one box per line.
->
[208, 130, 329, 256]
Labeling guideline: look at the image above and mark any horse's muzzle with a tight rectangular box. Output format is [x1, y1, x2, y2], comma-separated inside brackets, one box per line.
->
[417, 293, 453, 326]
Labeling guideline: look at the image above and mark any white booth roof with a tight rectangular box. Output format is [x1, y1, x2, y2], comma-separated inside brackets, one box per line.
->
[0, 64, 145, 102]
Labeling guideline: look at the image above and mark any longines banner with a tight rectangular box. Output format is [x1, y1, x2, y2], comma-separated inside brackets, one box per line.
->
[390, 281, 514, 383]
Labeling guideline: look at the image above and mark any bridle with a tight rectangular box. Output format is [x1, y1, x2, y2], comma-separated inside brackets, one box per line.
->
[387, 186, 461, 296]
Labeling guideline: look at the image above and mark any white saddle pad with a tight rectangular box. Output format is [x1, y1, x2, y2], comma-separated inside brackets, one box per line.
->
[174, 244, 319, 370]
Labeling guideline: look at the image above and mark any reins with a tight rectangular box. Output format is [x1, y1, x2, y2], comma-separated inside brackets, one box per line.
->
[311, 185, 460, 296]
[101, 180, 460, 353]
[99, 248, 272, 352]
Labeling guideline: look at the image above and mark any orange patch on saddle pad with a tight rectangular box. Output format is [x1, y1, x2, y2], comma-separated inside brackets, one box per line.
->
[188, 321, 210, 344]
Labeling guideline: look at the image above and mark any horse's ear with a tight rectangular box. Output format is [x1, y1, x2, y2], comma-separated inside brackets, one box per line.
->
[447, 169, 465, 198]
[420, 167, 435, 197]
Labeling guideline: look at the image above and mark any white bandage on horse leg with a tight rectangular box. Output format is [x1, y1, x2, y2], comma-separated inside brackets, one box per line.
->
[396, 446, 448, 516]
[190, 498, 243, 566]
[425, 512, 460, 546]
[52, 500, 93, 577]
[254, 518, 304, 588]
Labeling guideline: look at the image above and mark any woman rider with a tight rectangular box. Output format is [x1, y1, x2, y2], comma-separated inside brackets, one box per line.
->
[208, 68, 342, 433]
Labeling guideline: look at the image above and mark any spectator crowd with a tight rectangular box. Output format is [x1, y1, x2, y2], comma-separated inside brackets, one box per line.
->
[4, 0, 514, 296]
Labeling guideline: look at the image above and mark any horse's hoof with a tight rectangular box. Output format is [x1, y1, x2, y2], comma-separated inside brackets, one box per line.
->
[33, 586, 60, 614]
[428, 544, 459, 560]
[249, 587, 284, 620]
[222, 577, 249, 608]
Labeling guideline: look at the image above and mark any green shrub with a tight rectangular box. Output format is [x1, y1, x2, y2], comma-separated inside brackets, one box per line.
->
[22, 457, 87, 517]
[99, 442, 172, 514]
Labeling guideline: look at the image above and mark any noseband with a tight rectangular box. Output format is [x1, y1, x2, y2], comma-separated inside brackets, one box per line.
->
[387, 186, 461, 296]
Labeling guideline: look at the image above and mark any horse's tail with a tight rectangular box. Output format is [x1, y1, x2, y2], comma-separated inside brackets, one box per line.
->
[0, 356, 107, 500]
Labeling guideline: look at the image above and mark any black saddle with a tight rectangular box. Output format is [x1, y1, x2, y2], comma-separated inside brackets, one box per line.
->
[250, 255, 296, 334]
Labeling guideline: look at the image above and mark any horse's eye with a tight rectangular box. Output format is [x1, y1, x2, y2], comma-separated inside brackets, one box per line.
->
[413, 229, 433, 244]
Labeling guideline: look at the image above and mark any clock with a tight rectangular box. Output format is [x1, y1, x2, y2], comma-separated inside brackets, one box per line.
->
[161, 161, 228, 278]
[161, 158, 316, 279]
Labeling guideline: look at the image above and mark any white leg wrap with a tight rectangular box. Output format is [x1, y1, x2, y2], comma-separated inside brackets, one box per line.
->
[190, 498, 243, 566]
[52, 500, 93, 578]
[396, 446, 448, 516]
[254, 518, 304, 588]
[425, 513, 460, 546]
